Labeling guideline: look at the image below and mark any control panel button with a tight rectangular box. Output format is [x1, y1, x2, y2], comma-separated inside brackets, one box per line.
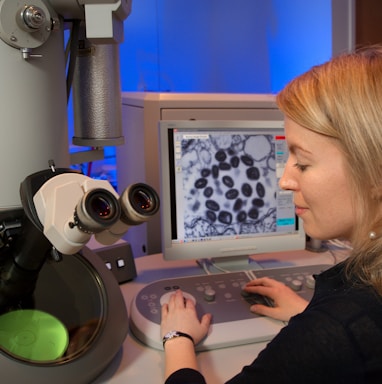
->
[204, 288, 216, 302]
[306, 275, 316, 289]
[290, 279, 303, 291]
[117, 258, 125, 268]
[159, 291, 196, 306]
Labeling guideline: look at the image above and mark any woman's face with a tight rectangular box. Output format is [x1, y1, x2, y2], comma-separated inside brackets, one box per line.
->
[279, 118, 355, 241]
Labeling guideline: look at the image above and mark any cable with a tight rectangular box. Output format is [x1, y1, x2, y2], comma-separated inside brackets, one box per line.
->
[196, 259, 212, 275]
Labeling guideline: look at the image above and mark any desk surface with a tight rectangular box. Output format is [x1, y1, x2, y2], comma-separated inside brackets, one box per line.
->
[94, 247, 349, 384]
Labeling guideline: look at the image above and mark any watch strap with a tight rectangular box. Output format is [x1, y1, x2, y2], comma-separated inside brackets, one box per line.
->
[162, 330, 194, 348]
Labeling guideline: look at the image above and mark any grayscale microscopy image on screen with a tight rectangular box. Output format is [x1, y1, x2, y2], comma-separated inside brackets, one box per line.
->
[180, 133, 277, 239]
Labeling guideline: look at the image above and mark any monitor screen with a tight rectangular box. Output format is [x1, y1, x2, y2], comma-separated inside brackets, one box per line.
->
[159, 120, 305, 263]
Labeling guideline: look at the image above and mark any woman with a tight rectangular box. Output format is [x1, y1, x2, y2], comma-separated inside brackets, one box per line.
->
[161, 46, 382, 383]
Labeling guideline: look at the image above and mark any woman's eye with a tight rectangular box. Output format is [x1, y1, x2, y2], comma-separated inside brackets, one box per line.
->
[293, 163, 308, 172]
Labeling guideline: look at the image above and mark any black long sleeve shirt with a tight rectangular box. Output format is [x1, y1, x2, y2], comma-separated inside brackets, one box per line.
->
[165, 262, 382, 383]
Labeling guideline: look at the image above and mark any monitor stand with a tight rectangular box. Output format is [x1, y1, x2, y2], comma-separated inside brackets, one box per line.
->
[197, 255, 263, 273]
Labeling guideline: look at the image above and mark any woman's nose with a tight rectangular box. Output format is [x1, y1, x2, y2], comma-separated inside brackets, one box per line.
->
[279, 165, 298, 191]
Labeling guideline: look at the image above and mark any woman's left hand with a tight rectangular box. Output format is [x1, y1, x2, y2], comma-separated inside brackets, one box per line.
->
[244, 277, 309, 322]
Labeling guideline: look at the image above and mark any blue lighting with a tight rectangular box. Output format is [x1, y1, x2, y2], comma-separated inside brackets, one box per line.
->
[70, 0, 333, 184]
[120, 0, 332, 93]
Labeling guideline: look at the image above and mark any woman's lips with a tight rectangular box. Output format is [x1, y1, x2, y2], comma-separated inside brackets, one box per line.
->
[295, 205, 308, 216]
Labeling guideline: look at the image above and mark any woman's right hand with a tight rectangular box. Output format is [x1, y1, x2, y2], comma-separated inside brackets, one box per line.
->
[161, 289, 212, 345]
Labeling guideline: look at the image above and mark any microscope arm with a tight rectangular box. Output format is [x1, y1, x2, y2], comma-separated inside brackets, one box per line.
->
[0, 0, 133, 312]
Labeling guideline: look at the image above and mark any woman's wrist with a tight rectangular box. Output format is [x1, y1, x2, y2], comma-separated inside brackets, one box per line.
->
[163, 330, 195, 348]
[163, 336, 198, 380]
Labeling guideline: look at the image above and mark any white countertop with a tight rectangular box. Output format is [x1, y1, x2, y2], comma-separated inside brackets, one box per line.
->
[93, 246, 349, 383]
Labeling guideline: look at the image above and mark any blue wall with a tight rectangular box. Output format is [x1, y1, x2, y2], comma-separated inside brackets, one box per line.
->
[71, 0, 332, 184]
[120, 0, 332, 93]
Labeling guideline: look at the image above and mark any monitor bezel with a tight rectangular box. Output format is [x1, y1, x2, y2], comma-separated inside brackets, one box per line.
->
[159, 120, 305, 261]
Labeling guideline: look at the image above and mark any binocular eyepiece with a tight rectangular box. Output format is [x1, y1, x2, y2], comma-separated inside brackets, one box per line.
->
[30, 171, 160, 255]
[75, 183, 160, 234]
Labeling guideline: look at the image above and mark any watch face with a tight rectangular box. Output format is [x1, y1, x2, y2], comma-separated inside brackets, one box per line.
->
[165, 331, 177, 339]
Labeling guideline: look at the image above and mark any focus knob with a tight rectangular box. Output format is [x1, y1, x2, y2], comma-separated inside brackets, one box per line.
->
[204, 288, 216, 302]
[306, 275, 316, 289]
[22, 6, 46, 30]
[290, 279, 303, 291]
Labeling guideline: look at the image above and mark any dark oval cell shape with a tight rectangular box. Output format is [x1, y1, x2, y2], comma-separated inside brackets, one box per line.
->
[205, 199, 220, 211]
[212, 165, 219, 179]
[219, 162, 231, 171]
[230, 156, 240, 168]
[222, 175, 234, 188]
[225, 189, 239, 200]
[241, 154, 254, 166]
[237, 211, 247, 223]
[246, 166, 260, 180]
[241, 182, 253, 197]
[248, 207, 259, 220]
[215, 149, 227, 162]
[218, 211, 232, 225]
[192, 200, 200, 211]
[233, 198, 243, 211]
[201, 168, 211, 177]
[194, 178, 208, 189]
[206, 210, 217, 222]
[252, 198, 264, 207]
[256, 182, 265, 198]
[204, 186, 214, 198]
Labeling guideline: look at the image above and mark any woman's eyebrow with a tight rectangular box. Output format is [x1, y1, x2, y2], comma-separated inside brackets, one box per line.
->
[288, 143, 312, 155]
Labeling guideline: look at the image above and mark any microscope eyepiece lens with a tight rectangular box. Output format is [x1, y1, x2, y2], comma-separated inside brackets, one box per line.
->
[133, 190, 153, 211]
[129, 184, 159, 215]
[119, 183, 160, 225]
[91, 195, 112, 218]
[76, 189, 121, 233]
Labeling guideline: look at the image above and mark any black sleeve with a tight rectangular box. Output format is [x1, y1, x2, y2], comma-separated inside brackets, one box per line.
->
[165, 294, 382, 384]
[165, 368, 207, 384]
[225, 303, 366, 384]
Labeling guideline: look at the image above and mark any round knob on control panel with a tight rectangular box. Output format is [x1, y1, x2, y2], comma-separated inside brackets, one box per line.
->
[204, 288, 216, 302]
[159, 291, 196, 306]
[290, 279, 303, 291]
[305, 275, 316, 289]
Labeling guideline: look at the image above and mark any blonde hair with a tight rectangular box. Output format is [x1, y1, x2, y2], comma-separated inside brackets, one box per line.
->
[276, 46, 382, 293]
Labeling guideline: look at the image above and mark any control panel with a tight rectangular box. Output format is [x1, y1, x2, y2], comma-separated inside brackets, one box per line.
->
[130, 264, 330, 351]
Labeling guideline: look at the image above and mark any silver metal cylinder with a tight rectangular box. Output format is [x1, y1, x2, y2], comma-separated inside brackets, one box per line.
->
[72, 43, 124, 147]
[0, 26, 69, 209]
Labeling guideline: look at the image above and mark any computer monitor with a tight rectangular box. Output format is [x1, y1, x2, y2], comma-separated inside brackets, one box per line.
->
[158, 120, 305, 267]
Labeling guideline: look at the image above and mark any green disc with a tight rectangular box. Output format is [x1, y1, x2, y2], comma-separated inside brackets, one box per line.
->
[0, 309, 69, 362]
